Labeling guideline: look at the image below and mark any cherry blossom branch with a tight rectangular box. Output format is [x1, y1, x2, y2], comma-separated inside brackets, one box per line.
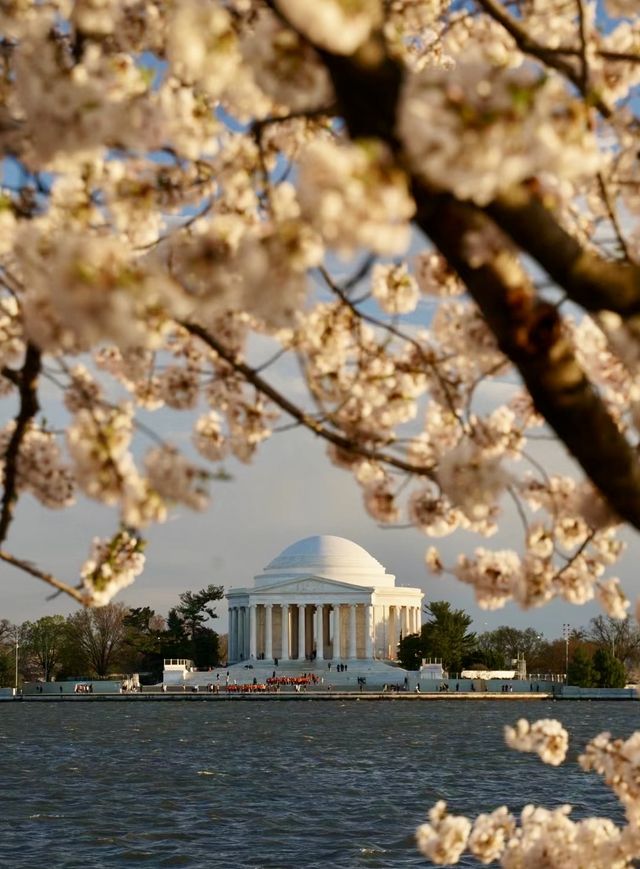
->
[0, 549, 84, 603]
[0, 343, 41, 545]
[486, 187, 640, 316]
[575, 0, 590, 97]
[413, 188, 640, 529]
[316, 265, 467, 429]
[271, 16, 640, 528]
[181, 320, 435, 478]
[553, 529, 596, 581]
[249, 105, 337, 138]
[474, 0, 613, 118]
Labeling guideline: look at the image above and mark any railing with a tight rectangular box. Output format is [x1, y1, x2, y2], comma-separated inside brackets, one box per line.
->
[163, 659, 193, 667]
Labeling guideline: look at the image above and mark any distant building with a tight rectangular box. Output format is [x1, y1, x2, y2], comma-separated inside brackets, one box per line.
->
[226, 535, 423, 664]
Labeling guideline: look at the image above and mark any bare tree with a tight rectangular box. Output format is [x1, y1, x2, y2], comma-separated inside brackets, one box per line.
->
[66, 603, 128, 677]
[586, 614, 640, 666]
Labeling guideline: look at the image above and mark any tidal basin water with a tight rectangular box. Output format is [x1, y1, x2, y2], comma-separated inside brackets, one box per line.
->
[1, 701, 637, 868]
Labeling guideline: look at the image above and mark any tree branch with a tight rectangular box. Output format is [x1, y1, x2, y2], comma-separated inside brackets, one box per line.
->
[245, 10, 640, 526]
[474, 0, 613, 118]
[0, 549, 84, 603]
[181, 321, 434, 478]
[412, 188, 640, 529]
[486, 187, 640, 316]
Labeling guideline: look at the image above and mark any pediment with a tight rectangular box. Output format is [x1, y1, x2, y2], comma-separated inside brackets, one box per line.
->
[254, 574, 372, 596]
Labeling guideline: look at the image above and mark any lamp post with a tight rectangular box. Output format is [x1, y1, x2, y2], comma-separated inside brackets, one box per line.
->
[14, 639, 19, 692]
[562, 623, 570, 683]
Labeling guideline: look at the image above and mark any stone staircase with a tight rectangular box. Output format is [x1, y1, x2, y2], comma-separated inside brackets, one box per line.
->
[181, 657, 419, 690]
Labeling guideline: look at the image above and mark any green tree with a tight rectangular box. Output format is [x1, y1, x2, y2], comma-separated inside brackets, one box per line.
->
[171, 585, 223, 667]
[466, 646, 506, 670]
[24, 615, 67, 681]
[193, 627, 220, 669]
[0, 620, 15, 686]
[592, 648, 627, 689]
[175, 585, 224, 640]
[567, 646, 595, 688]
[476, 627, 547, 670]
[121, 606, 163, 674]
[397, 633, 424, 671]
[420, 601, 476, 675]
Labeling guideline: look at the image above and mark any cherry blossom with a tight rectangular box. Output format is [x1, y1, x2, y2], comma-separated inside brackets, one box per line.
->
[0, 3, 640, 859]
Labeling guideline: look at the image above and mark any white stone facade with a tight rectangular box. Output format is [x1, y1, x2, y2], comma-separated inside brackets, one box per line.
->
[226, 536, 423, 664]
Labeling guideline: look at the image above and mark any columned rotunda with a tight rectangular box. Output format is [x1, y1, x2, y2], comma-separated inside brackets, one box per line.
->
[226, 536, 423, 664]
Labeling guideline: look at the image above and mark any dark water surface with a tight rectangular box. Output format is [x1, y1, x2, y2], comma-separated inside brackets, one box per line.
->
[1, 700, 638, 868]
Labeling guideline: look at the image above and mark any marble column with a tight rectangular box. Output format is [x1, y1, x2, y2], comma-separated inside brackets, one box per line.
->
[348, 604, 357, 659]
[281, 604, 290, 661]
[298, 604, 305, 660]
[315, 605, 324, 660]
[364, 604, 373, 659]
[238, 607, 245, 661]
[378, 605, 385, 659]
[233, 607, 240, 662]
[333, 604, 341, 659]
[391, 606, 398, 656]
[249, 604, 257, 660]
[265, 604, 273, 661]
[228, 608, 235, 662]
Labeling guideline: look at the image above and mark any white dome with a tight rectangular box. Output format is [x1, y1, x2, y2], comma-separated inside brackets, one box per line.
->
[255, 535, 394, 589]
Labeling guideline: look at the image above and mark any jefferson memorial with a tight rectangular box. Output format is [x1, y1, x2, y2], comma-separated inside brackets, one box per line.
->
[226, 535, 424, 664]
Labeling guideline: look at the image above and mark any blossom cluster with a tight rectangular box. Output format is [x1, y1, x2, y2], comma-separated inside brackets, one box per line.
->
[504, 718, 569, 766]
[80, 530, 146, 607]
[416, 718, 640, 867]
[0, 0, 635, 636]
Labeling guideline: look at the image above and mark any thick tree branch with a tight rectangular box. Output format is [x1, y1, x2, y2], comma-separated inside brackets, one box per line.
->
[298, 6, 640, 323]
[264, 11, 640, 526]
[413, 188, 640, 528]
[0, 343, 41, 545]
[486, 187, 640, 316]
[181, 321, 434, 479]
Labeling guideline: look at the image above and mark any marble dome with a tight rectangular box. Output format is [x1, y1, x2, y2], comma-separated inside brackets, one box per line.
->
[255, 535, 394, 589]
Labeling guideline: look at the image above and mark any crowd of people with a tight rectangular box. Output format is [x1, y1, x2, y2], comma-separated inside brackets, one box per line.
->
[74, 683, 93, 694]
[265, 674, 320, 687]
[224, 683, 271, 693]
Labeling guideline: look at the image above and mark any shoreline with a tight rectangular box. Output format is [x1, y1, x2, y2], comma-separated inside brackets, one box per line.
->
[3, 691, 636, 702]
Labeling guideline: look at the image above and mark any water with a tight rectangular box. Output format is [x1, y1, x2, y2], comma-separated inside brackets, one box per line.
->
[1, 700, 637, 868]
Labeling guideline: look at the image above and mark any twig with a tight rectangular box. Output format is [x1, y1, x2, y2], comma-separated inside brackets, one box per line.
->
[181, 320, 435, 478]
[474, 0, 613, 118]
[0, 549, 84, 603]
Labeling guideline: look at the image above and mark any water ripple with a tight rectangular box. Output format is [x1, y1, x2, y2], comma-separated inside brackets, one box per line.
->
[0, 700, 634, 867]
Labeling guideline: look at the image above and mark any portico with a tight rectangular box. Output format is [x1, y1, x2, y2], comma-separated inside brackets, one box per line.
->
[227, 536, 423, 664]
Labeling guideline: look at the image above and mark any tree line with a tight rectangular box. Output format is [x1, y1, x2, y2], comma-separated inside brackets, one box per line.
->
[398, 602, 639, 689]
[0, 585, 223, 686]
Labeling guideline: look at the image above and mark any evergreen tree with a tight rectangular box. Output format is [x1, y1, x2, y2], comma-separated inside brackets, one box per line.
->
[175, 585, 224, 640]
[397, 633, 423, 671]
[166, 585, 224, 667]
[592, 648, 627, 689]
[400, 602, 476, 674]
[567, 647, 595, 688]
